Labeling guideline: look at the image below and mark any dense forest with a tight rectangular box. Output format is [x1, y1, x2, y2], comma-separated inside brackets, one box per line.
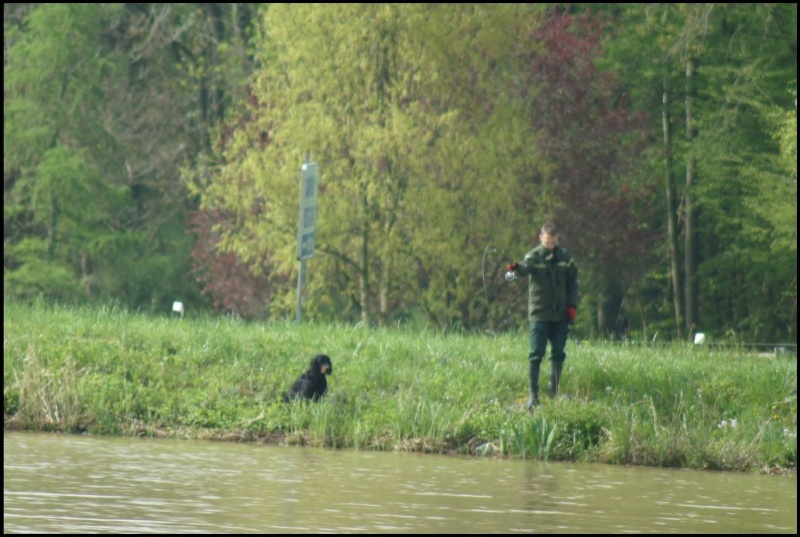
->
[4, 4, 797, 342]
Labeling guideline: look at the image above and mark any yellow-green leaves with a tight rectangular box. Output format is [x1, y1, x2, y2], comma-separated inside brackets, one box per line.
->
[199, 4, 545, 325]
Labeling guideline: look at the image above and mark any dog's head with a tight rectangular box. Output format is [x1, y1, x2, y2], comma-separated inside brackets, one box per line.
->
[311, 354, 333, 376]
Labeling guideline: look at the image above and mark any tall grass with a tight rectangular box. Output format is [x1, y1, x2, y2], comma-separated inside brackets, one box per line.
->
[3, 301, 796, 473]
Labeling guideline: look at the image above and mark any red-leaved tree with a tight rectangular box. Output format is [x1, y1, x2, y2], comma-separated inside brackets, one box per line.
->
[523, 9, 660, 336]
[188, 208, 276, 318]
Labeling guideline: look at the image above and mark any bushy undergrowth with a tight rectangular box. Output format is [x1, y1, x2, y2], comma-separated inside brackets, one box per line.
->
[3, 301, 796, 473]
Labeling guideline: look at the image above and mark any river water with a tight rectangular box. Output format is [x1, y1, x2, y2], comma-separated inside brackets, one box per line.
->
[3, 432, 796, 534]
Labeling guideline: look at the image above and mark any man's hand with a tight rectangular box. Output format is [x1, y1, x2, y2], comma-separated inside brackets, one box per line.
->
[566, 306, 576, 322]
[507, 262, 519, 272]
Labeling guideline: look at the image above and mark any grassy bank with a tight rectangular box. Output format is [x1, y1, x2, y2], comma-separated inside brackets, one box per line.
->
[3, 301, 796, 473]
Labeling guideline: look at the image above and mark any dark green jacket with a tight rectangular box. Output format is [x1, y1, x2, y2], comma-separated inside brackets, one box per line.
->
[516, 244, 579, 322]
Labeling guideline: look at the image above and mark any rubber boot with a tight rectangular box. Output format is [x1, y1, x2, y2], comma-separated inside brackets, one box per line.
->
[549, 359, 564, 399]
[527, 359, 541, 410]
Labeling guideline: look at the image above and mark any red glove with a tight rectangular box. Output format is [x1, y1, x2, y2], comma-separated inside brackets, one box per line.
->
[507, 262, 519, 272]
[566, 306, 576, 322]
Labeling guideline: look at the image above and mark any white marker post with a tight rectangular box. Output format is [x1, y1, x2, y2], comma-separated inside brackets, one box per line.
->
[693, 332, 705, 345]
[296, 155, 319, 325]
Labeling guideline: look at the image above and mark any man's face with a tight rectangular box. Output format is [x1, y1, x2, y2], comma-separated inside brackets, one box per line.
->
[539, 232, 558, 251]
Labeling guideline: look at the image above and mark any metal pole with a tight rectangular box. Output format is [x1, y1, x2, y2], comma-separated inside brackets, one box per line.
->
[295, 258, 306, 325]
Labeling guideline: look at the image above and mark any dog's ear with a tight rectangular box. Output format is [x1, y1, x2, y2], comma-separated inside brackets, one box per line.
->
[311, 354, 331, 366]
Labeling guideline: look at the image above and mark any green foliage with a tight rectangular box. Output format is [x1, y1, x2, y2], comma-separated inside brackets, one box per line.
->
[3, 302, 796, 473]
[601, 3, 797, 343]
[4, 238, 82, 302]
[4, 4, 258, 313]
[772, 89, 797, 179]
[4, 5, 133, 305]
[3, 3, 796, 344]
[756, 87, 798, 254]
[193, 4, 547, 327]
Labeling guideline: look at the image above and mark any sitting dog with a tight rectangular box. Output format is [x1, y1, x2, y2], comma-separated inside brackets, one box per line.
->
[285, 354, 333, 402]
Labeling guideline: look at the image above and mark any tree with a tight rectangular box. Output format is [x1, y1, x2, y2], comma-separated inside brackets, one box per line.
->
[5, 4, 127, 302]
[601, 3, 796, 342]
[691, 4, 797, 341]
[519, 9, 658, 337]
[5, 4, 260, 312]
[187, 207, 275, 317]
[192, 4, 546, 327]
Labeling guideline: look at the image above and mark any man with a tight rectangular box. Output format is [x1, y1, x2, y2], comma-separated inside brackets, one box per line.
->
[507, 222, 579, 409]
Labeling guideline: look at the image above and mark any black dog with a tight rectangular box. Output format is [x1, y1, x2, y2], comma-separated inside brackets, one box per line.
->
[285, 354, 333, 402]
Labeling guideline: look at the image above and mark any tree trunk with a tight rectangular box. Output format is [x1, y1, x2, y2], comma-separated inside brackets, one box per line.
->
[378, 241, 389, 328]
[684, 57, 697, 337]
[47, 198, 59, 259]
[596, 276, 625, 338]
[379, 216, 394, 328]
[359, 183, 370, 326]
[663, 75, 684, 339]
[595, 289, 606, 337]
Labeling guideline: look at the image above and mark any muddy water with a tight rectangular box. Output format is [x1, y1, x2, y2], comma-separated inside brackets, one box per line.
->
[3, 432, 796, 533]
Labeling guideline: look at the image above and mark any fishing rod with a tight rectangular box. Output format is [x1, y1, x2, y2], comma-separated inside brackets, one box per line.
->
[481, 244, 528, 333]
[482, 245, 520, 303]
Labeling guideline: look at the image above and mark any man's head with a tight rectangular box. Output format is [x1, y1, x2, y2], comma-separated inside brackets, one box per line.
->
[539, 222, 558, 252]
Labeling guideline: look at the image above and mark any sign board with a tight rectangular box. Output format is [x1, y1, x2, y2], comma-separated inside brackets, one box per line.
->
[297, 163, 319, 260]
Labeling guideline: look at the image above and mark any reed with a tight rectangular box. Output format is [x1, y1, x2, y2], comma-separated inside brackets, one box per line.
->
[3, 301, 796, 473]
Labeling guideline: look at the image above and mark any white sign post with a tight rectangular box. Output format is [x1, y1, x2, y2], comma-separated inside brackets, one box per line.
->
[297, 162, 319, 261]
[296, 157, 319, 324]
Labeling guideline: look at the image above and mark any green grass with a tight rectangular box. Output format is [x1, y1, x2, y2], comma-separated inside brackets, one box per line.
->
[3, 301, 796, 473]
